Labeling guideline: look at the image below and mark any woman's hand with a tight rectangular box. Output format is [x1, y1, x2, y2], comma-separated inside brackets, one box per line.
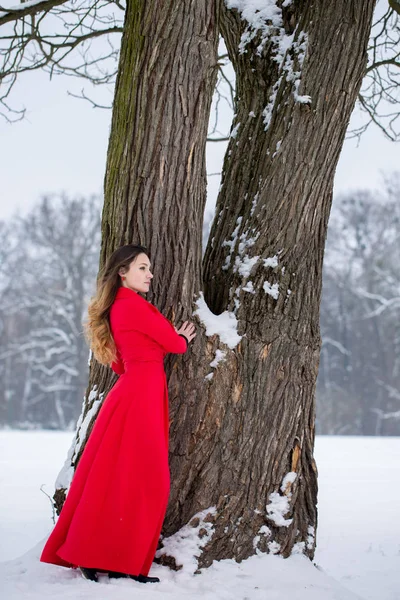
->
[174, 321, 196, 343]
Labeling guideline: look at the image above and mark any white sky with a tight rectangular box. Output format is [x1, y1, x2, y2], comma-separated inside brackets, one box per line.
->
[0, 33, 399, 222]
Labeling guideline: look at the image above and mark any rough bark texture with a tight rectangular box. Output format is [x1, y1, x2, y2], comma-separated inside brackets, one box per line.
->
[53, 0, 377, 574]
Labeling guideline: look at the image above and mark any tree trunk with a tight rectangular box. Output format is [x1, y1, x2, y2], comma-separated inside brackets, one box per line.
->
[53, 0, 377, 572]
[53, 0, 219, 510]
[190, 0, 375, 564]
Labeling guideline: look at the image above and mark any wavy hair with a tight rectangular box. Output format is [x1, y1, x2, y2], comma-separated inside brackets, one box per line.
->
[84, 244, 150, 365]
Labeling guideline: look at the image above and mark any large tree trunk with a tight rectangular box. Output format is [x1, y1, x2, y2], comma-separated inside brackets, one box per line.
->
[53, 0, 219, 509]
[53, 0, 376, 573]
[193, 0, 376, 564]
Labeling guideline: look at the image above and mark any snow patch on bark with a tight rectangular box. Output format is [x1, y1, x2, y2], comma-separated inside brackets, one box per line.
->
[262, 28, 311, 130]
[54, 387, 104, 491]
[253, 524, 272, 554]
[250, 192, 259, 216]
[221, 217, 261, 305]
[54, 433, 77, 491]
[225, 0, 283, 54]
[266, 492, 293, 526]
[194, 291, 243, 349]
[225, 1, 310, 131]
[280, 471, 297, 493]
[234, 252, 260, 278]
[263, 254, 279, 268]
[263, 281, 279, 299]
[242, 280, 255, 294]
[71, 386, 104, 464]
[205, 349, 227, 380]
[156, 506, 217, 574]
[230, 122, 240, 138]
[272, 139, 282, 158]
[222, 216, 243, 271]
[262, 253, 281, 299]
[292, 525, 315, 554]
[266, 472, 297, 527]
[307, 525, 315, 550]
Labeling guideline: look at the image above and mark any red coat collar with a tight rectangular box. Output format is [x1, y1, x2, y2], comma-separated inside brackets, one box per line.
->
[116, 286, 150, 304]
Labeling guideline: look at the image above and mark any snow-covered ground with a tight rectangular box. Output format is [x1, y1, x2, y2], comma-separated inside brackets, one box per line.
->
[0, 431, 399, 599]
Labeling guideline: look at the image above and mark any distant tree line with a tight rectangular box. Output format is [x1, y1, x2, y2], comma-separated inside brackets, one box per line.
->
[0, 179, 399, 434]
[317, 173, 400, 435]
[0, 194, 101, 429]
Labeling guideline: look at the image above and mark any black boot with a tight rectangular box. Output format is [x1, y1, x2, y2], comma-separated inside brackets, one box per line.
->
[108, 570, 128, 579]
[130, 574, 160, 583]
[79, 566, 98, 582]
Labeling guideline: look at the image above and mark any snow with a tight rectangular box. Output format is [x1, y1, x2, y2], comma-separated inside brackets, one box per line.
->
[225, 0, 283, 54]
[272, 139, 282, 158]
[263, 255, 279, 268]
[230, 123, 240, 139]
[280, 471, 297, 493]
[209, 349, 227, 369]
[193, 291, 242, 350]
[70, 387, 103, 464]
[250, 192, 259, 216]
[1, 433, 399, 599]
[0, 0, 47, 13]
[225, 1, 311, 131]
[205, 350, 227, 381]
[263, 280, 279, 299]
[234, 253, 259, 278]
[242, 280, 255, 294]
[266, 491, 293, 527]
[265, 472, 297, 527]
[221, 216, 243, 271]
[157, 506, 217, 574]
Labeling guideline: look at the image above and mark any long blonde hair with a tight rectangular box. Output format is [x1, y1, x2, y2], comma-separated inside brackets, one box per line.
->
[84, 244, 150, 365]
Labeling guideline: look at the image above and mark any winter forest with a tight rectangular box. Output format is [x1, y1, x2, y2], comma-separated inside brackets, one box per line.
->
[1, 179, 400, 436]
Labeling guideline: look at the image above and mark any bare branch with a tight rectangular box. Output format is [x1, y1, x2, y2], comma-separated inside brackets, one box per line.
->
[66, 86, 112, 108]
[0, 0, 68, 27]
[349, 5, 400, 141]
[0, 0, 124, 120]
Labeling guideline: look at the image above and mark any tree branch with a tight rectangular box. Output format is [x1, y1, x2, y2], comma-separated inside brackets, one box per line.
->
[0, 0, 68, 26]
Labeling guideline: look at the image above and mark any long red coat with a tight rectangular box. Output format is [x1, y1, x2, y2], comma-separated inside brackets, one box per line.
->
[39, 285, 187, 576]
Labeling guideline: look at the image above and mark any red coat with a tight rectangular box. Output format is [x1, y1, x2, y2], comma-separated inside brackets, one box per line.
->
[39, 285, 187, 576]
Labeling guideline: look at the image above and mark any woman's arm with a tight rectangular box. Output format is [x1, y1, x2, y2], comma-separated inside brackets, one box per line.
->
[118, 298, 188, 354]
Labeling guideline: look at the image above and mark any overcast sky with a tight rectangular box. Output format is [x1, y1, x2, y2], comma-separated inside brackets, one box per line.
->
[0, 17, 399, 224]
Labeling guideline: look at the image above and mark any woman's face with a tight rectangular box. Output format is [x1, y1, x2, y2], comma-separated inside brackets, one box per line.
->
[119, 253, 153, 294]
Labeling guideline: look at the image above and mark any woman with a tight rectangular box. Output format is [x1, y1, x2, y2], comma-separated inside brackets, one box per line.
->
[39, 244, 196, 584]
